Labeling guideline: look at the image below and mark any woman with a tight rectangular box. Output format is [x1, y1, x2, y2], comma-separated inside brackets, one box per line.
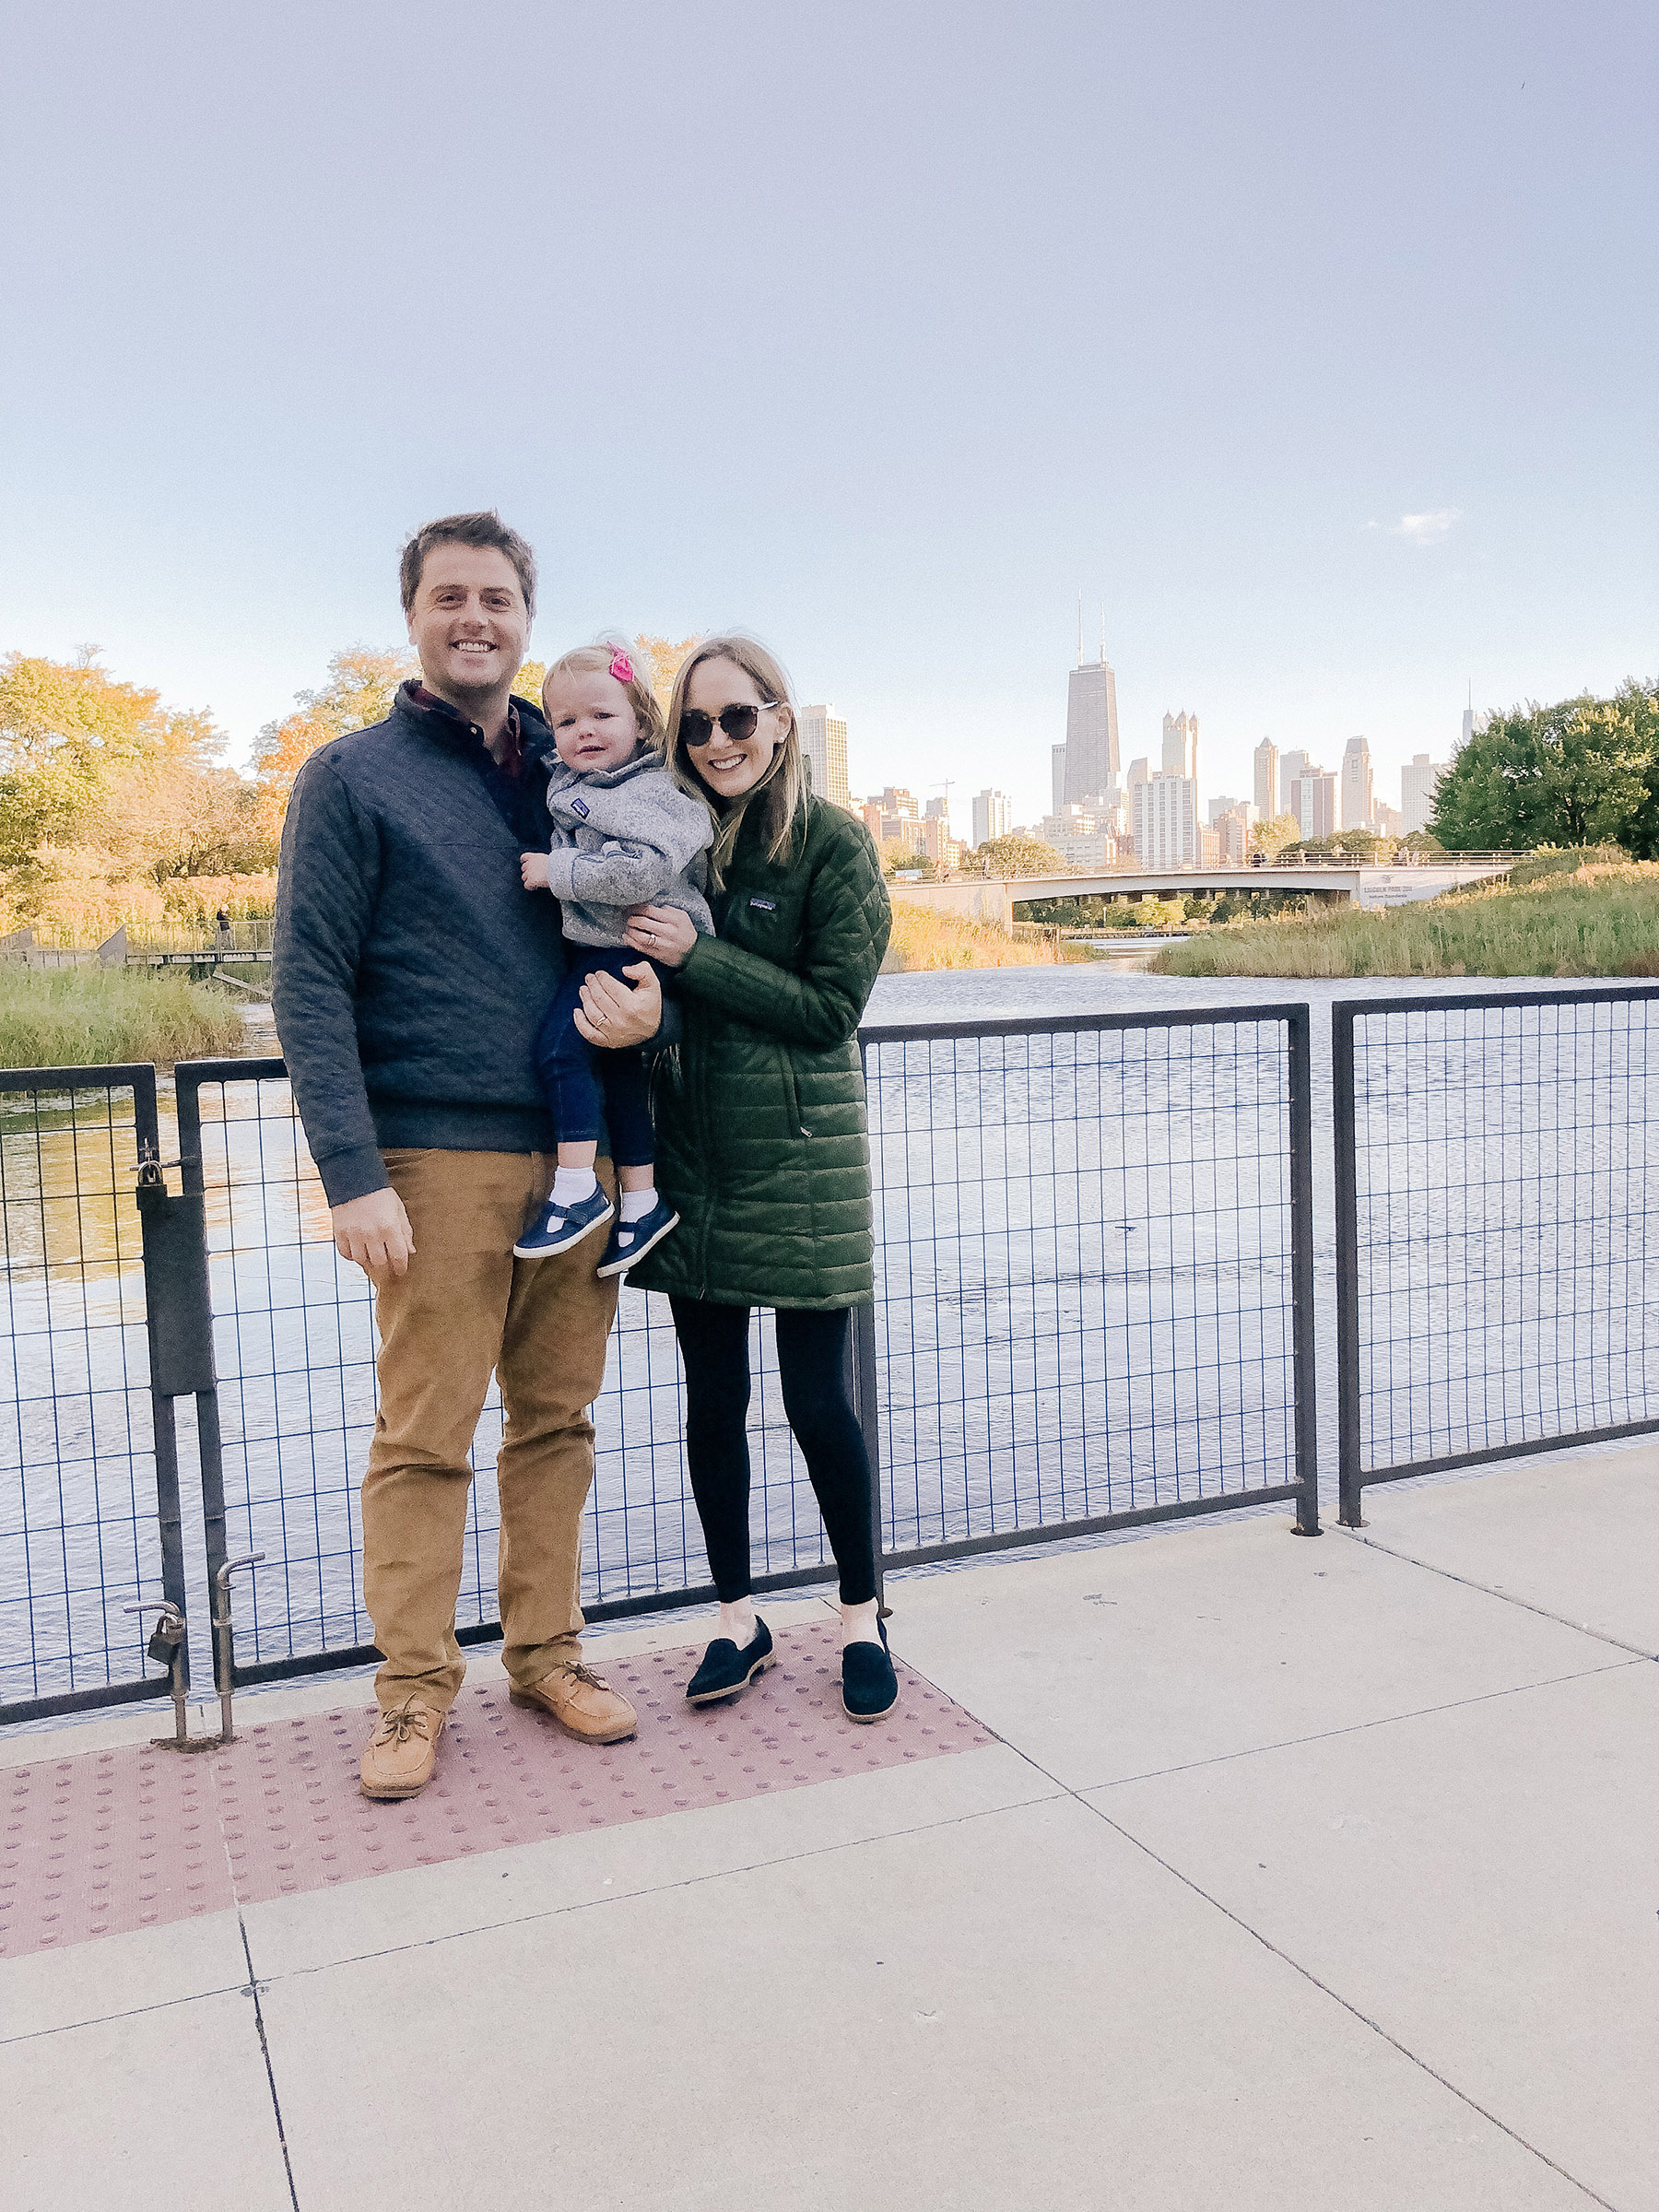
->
[619, 634, 896, 1721]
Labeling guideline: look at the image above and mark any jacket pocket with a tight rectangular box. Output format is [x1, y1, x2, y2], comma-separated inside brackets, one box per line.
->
[781, 1056, 807, 1140]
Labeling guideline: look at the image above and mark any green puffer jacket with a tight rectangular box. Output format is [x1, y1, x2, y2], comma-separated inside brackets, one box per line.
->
[630, 794, 891, 1310]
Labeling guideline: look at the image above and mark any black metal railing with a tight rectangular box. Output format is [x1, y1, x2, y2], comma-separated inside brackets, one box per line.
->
[866, 1009, 1319, 1566]
[4, 1006, 1319, 1719]
[1333, 986, 1659, 1524]
[0, 1065, 197, 1724]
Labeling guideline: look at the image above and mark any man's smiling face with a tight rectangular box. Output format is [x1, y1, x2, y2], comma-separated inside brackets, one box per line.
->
[405, 542, 529, 711]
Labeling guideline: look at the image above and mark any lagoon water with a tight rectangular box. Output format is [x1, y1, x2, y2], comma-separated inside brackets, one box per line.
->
[5, 963, 1656, 1706]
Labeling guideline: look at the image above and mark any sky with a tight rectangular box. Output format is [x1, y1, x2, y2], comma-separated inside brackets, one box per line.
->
[2, 0, 1654, 831]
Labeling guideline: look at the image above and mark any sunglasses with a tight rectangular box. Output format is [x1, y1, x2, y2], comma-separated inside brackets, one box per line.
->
[679, 701, 779, 748]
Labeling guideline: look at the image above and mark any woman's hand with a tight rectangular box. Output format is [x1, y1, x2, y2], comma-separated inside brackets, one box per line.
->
[520, 852, 551, 890]
[573, 960, 662, 1048]
[622, 903, 697, 968]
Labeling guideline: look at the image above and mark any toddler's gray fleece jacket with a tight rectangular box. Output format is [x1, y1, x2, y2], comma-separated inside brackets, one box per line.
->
[542, 749, 715, 947]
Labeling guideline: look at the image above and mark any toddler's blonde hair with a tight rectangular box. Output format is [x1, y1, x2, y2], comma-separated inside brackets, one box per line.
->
[540, 633, 666, 752]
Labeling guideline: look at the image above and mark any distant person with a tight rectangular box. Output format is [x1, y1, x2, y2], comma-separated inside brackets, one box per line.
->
[515, 638, 712, 1277]
[622, 635, 899, 1724]
[214, 906, 233, 950]
[273, 511, 663, 1803]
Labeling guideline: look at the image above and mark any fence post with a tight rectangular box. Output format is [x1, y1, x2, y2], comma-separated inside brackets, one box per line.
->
[849, 1300, 887, 1613]
[1331, 1003, 1366, 1525]
[171, 1071, 232, 1659]
[132, 1067, 218, 1688]
[852, 1031, 888, 1612]
[1286, 1005, 1321, 1535]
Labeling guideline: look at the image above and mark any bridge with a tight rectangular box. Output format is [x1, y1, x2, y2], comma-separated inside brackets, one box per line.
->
[885, 860, 1514, 930]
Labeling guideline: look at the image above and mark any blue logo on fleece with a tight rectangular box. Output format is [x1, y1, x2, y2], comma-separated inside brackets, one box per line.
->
[571, 797, 591, 818]
[749, 896, 776, 912]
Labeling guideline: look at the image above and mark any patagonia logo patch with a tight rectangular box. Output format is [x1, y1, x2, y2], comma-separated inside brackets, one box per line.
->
[748, 896, 777, 912]
[571, 797, 591, 818]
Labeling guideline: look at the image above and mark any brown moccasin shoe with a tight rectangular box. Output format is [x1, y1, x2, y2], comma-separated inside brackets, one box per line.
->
[359, 1700, 444, 1799]
[512, 1660, 637, 1744]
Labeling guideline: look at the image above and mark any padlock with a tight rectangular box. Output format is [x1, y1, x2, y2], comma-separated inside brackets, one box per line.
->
[147, 1613, 185, 1665]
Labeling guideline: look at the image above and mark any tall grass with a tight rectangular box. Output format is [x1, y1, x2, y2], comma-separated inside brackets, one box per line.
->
[1151, 865, 1659, 979]
[884, 903, 1062, 971]
[0, 966, 248, 1069]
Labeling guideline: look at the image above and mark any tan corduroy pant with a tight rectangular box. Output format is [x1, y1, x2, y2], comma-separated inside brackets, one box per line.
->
[362, 1148, 618, 1714]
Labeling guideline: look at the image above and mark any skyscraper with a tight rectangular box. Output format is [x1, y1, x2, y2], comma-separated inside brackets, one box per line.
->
[1052, 745, 1068, 816]
[1253, 738, 1278, 820]
[1161, 711, 1197, 782]
[1400, 754, 1448, 835]
[1131, 772, 1198, 867]
[1290, 768, 1336, 838]
[1340, 737, 1372, 831]
[1063, 657, 1121, 807]
[801, 704, 850, 810]
[972, 789, 1014, 847]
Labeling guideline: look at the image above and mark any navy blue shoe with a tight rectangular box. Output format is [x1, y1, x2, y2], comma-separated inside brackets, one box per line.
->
[687, 1616, 775, 1705]
[841, 1618, 898, 1724]
[596, 1198, 681, 1279]
[512, 1186, 615, 1260]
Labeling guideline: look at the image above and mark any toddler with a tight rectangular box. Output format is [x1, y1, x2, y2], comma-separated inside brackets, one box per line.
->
[516, 640, 713, 1275]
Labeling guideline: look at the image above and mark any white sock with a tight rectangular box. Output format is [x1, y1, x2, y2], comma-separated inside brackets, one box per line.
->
[619, 1187, 656, 1221]
[552, 1166, 597, 1206]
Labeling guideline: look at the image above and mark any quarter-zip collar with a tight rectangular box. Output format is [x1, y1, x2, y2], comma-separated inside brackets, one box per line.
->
[394, 679, 552, 845]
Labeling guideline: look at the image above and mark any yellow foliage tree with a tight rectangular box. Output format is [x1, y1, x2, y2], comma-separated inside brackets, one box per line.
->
[253, 647, 415, 836]
[0, 649, 226, 869]
[634, 635, 700, 710]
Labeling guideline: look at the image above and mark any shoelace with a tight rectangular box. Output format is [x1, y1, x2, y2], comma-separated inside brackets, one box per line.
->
[377, 1704, 430, 1745]
[554, 1661, 611, 1693]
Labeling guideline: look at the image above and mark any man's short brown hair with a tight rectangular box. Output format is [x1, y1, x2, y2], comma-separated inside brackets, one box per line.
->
[399, 511, 537, 617]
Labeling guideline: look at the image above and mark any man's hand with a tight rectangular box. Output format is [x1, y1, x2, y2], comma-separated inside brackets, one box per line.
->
[573, 961, 662, 1048]
[622, 903, 697, 968]
[520, 852, 551, 890]
[332, 1188, 416, 1281]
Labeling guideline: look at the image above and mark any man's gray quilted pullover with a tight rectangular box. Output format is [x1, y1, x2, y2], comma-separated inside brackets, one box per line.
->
[274, 686, 598, 1207]
[541, 749, 714, 948]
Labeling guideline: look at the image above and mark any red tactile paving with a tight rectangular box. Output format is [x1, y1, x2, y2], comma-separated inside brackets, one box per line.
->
[1, 1620, 990, 1959]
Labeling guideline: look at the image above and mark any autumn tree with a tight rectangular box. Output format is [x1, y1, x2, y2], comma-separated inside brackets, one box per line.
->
[973, 832, 1065, 877]
[1251, 813, 1303, 859]
[253, 647, 415, 836]
[0, 649, 223, 867]
[631, 635, 700, 711]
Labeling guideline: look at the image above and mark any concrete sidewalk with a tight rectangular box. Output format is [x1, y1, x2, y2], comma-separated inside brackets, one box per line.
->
[4, 1445, 1654, 2210]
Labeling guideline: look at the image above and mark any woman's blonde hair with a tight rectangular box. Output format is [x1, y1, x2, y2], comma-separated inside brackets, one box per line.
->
[540, 633, 666, 752]
[665, 634, 807, 886]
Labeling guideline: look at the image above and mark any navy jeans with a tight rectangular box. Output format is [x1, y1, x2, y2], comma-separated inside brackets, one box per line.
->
[534, 943, 660, 1167]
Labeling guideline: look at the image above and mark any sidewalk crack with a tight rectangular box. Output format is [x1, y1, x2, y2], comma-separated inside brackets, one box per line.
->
[1337, 1530, 1659, 1662]
[240, 1913, 301, 2212]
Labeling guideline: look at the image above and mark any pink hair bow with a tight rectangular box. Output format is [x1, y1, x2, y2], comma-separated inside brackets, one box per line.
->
[608, 649, 635, 685]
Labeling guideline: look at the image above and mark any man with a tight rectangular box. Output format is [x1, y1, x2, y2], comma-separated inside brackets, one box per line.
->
[273, 511, 662, 1799]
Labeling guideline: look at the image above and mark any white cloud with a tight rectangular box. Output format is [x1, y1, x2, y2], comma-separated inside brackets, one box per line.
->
[1391, 508, 1462, 544]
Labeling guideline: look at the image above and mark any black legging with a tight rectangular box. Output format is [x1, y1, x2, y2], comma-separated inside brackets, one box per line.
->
[670, 1299, 878, 1606]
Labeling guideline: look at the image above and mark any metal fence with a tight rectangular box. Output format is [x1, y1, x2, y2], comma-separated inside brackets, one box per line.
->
[865, 1010, 1318, 1563]
[3, 1006, 1318, 1721]
[1333, 985, 1659, 1524]
[0, 1065, 194, 1723]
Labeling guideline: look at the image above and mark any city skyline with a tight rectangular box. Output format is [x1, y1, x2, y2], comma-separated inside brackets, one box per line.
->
[5, 4, 1649, 851]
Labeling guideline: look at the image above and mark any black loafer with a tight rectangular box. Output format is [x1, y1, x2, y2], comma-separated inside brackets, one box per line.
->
[687, 1616, 775, 1705]
[841, 1619, 899, 1724]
